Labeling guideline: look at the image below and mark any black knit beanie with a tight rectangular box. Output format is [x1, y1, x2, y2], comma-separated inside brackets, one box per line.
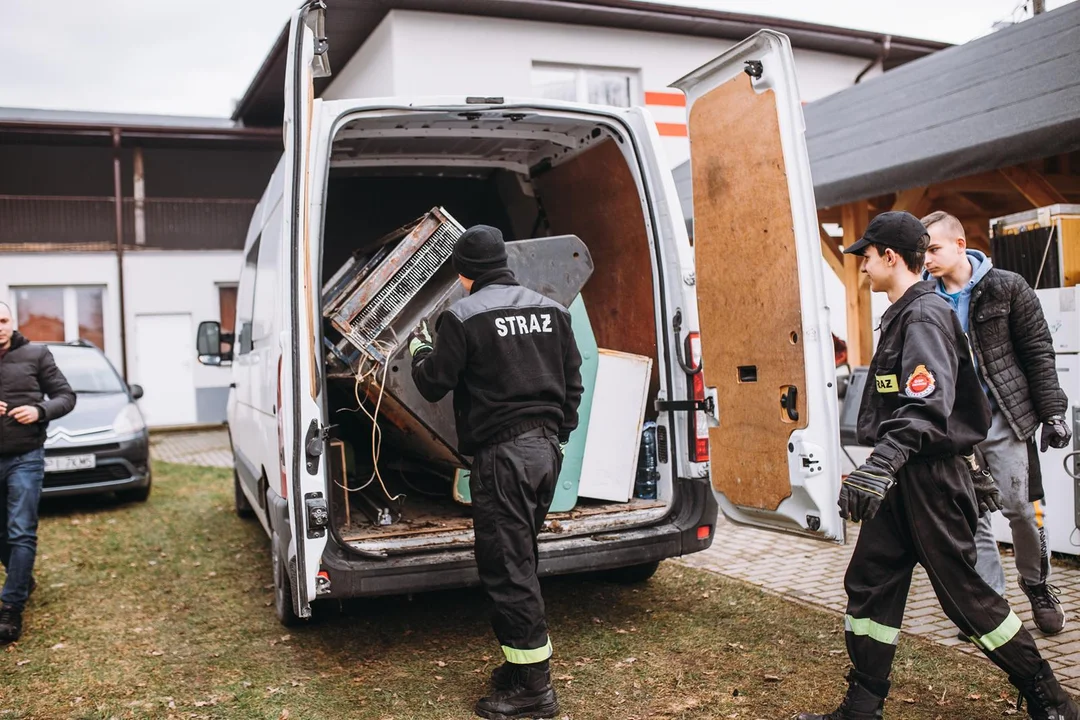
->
[452, 225, 508, 279]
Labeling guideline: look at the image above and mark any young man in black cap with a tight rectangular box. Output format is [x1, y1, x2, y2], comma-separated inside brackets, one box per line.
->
[797, 212, 1078, 720]
[407, 224, 583, 720]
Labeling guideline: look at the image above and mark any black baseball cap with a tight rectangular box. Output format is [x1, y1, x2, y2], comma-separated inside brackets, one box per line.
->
[843, 211, 929, 256]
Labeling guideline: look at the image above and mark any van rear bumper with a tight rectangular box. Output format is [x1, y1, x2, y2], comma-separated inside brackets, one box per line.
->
[318, 477, 717, 599]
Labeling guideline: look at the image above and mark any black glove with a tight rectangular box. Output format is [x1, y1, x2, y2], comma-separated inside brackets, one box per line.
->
[964, 453, 1003, 517]
[839, 461, 895, 524]
[1040, 415, 1072, 452]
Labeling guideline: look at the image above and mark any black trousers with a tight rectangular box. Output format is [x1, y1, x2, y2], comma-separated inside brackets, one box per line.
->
[845, 455, 1044, 689]
[471, 427, 561, 664]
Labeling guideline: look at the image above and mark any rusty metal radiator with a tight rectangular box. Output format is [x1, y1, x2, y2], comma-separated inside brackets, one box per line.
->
[323, 207, 464, 361]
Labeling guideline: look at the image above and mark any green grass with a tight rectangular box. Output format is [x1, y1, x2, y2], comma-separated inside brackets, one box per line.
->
[0, 462, 1021, 719]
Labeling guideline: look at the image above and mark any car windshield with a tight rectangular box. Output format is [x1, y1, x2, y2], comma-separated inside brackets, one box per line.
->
[46, 345, 126, 394]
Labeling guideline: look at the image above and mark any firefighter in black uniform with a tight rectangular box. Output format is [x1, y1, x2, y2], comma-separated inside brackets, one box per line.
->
[798, 212, 1079, 720]
[408, 225, 583, 720]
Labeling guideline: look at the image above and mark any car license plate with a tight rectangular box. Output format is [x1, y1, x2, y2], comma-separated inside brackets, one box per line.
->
[45, 454, 97, 473]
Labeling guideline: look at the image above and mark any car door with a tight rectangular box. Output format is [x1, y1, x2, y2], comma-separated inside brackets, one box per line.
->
[672, 31, 844, 542]
[280, 0, 332, 618]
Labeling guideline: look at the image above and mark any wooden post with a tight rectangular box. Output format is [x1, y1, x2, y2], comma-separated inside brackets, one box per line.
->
[133, 147, 146, 246]
[842, 202, 872, 366]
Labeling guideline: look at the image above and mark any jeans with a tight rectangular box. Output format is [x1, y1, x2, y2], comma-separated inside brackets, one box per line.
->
[974, 409, 1050, 595]
[0, 448, 44, 611]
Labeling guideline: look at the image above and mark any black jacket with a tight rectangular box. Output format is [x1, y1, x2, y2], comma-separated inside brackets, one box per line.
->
[411, 269, 584, 455]
[966, 268, 1066, 441]
[857, 282, 991, 473]
[0, 333, 77, 456]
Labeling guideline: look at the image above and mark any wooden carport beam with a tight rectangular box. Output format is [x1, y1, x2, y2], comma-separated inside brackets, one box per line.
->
[842, 202, 873, 366]
[820, 224, 844, 278]
[891, 186, 929, 216]
[998, 165, 1068, 207]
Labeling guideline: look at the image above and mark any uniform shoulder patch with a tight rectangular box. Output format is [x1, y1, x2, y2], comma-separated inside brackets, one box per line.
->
[906, 364, 936, 398]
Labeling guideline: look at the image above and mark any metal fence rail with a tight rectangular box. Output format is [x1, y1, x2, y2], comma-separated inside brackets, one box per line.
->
[0, 195, 256, 250]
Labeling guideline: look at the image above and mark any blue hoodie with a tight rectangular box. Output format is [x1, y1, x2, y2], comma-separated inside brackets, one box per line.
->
[923, 250, 995, 404]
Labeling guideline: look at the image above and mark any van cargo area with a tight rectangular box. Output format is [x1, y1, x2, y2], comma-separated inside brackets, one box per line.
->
[316, 109, 678, 555]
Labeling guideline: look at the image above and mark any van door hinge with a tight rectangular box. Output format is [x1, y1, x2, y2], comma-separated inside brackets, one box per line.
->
[304, 420, 335, 475]
[305, 492, 328, 539]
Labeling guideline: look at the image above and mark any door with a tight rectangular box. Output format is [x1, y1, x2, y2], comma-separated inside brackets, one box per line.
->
[134, 314, 197, 427]
[280, 0, 332, 618]
[672, 31, 843, 542]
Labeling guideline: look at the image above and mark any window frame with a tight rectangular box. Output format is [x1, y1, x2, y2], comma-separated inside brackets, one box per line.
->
[11, 284, 107, 350]
[530, 62, 641, 107]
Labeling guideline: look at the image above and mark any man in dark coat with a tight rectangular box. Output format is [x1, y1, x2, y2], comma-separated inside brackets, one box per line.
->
[0, 301, 76, 643]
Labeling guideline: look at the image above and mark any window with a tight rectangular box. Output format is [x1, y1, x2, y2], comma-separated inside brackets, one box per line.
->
[14, 286, 106, 350]
[218, 285, 238, 354]
[531, 63, 638, 107]
[235, 237, 260, 355]
[48, 345, 124, 394]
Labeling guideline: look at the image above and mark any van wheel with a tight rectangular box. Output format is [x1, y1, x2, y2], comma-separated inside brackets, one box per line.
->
[117, 476, 152, 503]
[603, 560, 661, 585]
[234, 469, 255, 519]
[272, 535, 304, 627]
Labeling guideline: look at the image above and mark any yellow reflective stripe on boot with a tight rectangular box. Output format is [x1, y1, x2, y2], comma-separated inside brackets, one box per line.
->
[844, 615, 901, 645]
[502, 638, 553, 664]
[972, 611, 1022, 652]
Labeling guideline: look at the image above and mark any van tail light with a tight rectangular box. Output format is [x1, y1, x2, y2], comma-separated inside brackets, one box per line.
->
[686, 332, 709, 463]
[277, 355, 288, 498]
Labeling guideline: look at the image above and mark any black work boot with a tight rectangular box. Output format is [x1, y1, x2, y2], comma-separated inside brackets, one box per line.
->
[795, 670, 887, 720]
[1020, 578, 1066, 635]
[490, 662, 515, 691]
[1012, 661, 1080, 720]
[0, 604, 23, 644]
[475, 661, 559, 719]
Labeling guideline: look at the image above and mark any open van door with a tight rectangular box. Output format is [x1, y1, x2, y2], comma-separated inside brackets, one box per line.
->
[280, 0, 332, 619]
[672, 31, 844, 542]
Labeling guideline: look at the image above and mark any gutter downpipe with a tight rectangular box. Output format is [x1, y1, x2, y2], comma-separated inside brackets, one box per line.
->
[855, 34, 892, 84]
[112, 128, 130, 381]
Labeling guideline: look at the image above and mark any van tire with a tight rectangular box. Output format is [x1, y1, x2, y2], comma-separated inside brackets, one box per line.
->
[234, 469, 256, 519]
[603, 560, 661, 584]
[272, 533, 304, 627]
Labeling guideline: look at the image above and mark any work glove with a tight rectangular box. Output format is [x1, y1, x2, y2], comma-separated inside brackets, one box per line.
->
[964, 453, 1003, 517]
[407, 319, 433, 359]
[1040, 415, 1072, 452]
[839, 460, 894, 524]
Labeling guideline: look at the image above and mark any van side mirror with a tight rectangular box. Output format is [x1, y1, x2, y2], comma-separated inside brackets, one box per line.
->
[197, 321, 233, 366]
[129, 384, 144, 400]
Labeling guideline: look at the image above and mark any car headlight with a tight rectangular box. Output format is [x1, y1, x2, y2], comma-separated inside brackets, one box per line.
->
[112, 403, 146, 436]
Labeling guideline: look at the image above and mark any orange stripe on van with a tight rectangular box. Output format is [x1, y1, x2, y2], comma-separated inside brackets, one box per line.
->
[656, 122, 688, 137]
[645, 91, 686, 107]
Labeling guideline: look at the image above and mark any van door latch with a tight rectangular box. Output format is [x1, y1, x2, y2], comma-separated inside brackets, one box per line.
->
[655, 397, 714, 414]
[305, 492, 328, 539]
[744, 60, 763, 79]
[304, 421, 335, 474]
[780, 386, 799, 422]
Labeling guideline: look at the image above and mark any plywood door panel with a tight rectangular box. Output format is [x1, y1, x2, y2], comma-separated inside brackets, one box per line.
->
[689, 72, 807, 510]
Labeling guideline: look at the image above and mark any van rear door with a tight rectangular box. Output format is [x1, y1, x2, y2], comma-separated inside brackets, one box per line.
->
[673, 31, 843, 541]
[281, 0, 332, 617]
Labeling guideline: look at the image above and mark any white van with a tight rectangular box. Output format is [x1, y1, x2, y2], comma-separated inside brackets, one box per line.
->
[195, 2, 842, 625]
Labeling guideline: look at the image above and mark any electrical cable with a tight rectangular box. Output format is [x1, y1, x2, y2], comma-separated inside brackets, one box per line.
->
[332, 333, 405, 503]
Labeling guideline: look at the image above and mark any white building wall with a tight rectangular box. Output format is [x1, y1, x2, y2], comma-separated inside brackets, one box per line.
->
[0, 250, 241, 426]
[325, 10, 880, 167]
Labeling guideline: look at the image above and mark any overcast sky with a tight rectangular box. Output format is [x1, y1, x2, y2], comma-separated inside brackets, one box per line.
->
[0, 0, 1073, 118]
